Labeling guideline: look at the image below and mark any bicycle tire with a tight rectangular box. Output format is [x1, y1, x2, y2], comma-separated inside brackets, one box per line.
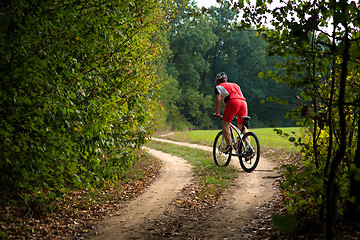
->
[238, 132, 260, 172]
[213, 131, 231, 166]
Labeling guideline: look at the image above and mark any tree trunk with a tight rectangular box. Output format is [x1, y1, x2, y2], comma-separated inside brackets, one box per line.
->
[326, 7, 349, 238]
[322, 8, 337, 220]
[345, 110, 360, 220]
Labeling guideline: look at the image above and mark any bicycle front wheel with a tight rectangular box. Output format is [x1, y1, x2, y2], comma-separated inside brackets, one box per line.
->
[213, 131, 231, 167]
[238, 132, 260, 172]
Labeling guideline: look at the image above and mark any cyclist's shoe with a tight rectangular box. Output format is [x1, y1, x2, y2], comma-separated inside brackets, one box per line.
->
[223, 145, 232, 154]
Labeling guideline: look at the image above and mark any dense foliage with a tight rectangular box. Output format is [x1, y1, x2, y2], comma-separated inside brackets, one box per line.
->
[157, 0, 298, 130]
[0, 0, 169, 202]
[231, 0, 360, 238]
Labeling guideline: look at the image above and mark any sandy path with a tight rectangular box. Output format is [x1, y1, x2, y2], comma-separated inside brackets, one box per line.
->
[91, 137, 279, 239]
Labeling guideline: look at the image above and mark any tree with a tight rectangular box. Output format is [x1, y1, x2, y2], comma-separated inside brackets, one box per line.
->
[162, 0, 298, 129]
[164, 0, 218, 129]
[229, 0, 360, 238]
[205, 3, 298, 127]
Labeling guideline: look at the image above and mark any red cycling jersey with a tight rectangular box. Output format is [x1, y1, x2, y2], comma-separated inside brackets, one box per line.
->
[215, 82, 246, 103]
[215, 82, 247, 125]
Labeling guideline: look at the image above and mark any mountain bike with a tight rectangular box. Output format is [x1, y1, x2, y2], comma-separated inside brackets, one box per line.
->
[213, 115, 260, 172]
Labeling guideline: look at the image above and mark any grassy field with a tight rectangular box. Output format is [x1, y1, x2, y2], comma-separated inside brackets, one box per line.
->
[155, 127, 301, 154]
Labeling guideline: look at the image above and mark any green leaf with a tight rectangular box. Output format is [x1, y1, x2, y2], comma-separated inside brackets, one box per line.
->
[69, 92, 76, 99]
[258, 71, 265, 81]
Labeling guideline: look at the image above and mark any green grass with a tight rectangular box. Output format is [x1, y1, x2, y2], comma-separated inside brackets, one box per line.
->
[156, 127, 301, 154]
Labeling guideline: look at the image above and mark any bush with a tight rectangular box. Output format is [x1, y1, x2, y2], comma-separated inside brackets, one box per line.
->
[0, 0, 169, 204]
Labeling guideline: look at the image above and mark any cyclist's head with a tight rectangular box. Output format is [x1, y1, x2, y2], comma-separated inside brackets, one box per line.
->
[215, 72, 227, 85]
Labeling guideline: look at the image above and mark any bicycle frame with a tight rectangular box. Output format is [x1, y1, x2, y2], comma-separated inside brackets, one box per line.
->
[229, 122, 253, 157]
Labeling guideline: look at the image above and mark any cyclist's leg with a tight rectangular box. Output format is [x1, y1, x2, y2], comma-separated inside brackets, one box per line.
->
[222, 120, 231, 146]
[236, 100, 248, 134]
[222, 100, 238, 147]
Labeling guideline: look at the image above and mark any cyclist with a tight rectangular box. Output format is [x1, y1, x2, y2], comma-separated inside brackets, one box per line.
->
[214, 72, 248, 153]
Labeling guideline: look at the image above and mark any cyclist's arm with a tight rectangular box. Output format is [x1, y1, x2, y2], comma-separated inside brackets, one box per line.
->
[215, 94, 222, 116]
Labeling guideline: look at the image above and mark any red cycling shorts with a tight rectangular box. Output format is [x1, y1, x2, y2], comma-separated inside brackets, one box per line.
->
[222, 99, 248, 125]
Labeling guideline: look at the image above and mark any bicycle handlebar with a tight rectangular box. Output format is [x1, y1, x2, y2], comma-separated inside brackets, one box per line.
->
[213, 113, 222, 119]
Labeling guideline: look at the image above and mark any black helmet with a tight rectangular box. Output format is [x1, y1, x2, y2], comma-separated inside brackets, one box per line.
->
[215, 72, 227, 84]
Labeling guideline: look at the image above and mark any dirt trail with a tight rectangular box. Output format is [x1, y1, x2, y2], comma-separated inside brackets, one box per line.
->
[151, 137, 278, 238]
[91, 148, 193, 240]
[90, 138, 279, 239]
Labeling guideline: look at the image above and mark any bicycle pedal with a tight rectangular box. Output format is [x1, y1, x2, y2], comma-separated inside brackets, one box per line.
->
[223, 145, 232, 154]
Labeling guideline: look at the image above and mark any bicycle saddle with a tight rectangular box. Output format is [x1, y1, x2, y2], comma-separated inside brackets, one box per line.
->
[242, 116, 251, 128]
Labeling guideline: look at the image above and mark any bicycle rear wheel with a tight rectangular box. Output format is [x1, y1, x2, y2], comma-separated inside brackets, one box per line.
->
[213, 131, 231, 166]
[238, 132, 260, 172]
